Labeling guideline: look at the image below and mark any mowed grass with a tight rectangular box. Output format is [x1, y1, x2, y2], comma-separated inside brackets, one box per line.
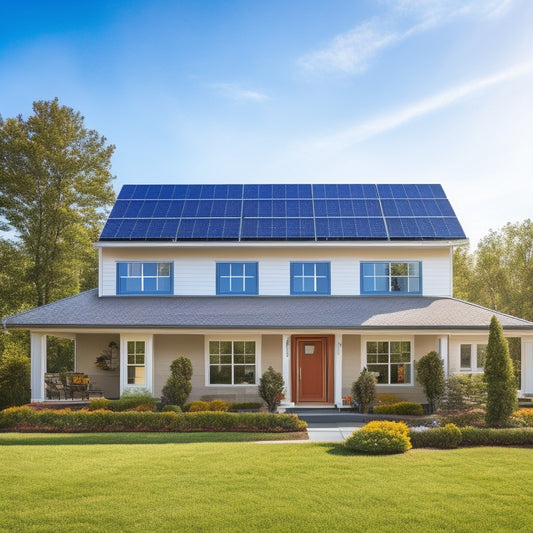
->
[1, 433, 533, 533]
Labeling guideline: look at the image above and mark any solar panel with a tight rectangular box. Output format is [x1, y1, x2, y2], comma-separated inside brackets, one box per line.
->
[99, 183, 466, 241]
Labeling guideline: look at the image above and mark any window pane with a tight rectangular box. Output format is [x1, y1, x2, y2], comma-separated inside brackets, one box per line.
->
[244, 354, 255, 364]
[143, 263, 157, 276]
[128, 341, 135, 353]
[316, 263, 328, 276]
[303, 263, 314, 276]
[135, 342, 145, 355]
[362, 263, 374, 276]
[374, 263, 388, 276]
[210, 365, 231, 384]
[408, 263, 419, 276]
[375, 277, 388, 292]
[390, 341, 402, 353]
[377, 353, 388, 363]
[367, 342, 377, 354]
[128, 354, 135, 364]
[209, 341, 219, 355]
[292, 263, 303, 276]
[391, 277, 407, 292]
[220, 355, 231, 364]
[158, 277, 171, 292]
[234, 354, 244, 364]
[477, 344, 487, 368]
[144, 278, 157, 292]
[232, 263, 243, 276]
[391, 364, 410, 384]
[367, 365, 388, 384]
[210, 355, 219, 364]
[234, 365, 255, 384]
[367, 354, 377, 364]
[232, 278, 244, 293]
[234, 341, 245, 355]
[130, 263, 142, 276]
[303, 277, 314, 293]
[362, 277, 375, 292]
[244, 342, 255, 355]
[391, 263, 408, 276]
[136, 354, 145, 365]
[377, 342, 389, 354]
[219, 278, 231, 293]
[158, 263, 170, 276]
[125, 278, 142, 293]
[316, 276, 329, 294]
[218, 263, 230, 276]
[460, 345, 471, 369]
[128, 366, 145, 385]
[409, 278, 420, 293]
[220, 341, 232, 355]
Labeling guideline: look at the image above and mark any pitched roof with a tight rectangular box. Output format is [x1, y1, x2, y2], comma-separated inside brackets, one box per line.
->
[99, 183, 467, 242]
[5, 290, 533, 331]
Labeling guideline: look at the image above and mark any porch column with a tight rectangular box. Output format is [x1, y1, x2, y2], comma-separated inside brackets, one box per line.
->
[30, 332, 47, 402]
[280, 334, 294, 407]
[522, 340, 533, 395]
[334, 334, 343, 407]
[437, 336, 449, 378]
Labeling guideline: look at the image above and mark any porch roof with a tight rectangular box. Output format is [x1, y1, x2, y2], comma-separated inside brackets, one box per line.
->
[5, 289, 533, 331]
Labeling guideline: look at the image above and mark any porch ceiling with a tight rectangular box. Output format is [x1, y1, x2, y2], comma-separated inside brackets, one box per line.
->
[5, 289, 533, 331]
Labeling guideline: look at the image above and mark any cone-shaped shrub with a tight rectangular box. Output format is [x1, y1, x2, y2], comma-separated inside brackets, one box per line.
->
[415, 351, 445, 413]
[484, 316, 517, 427]
[162, 357, 193, 409]
[351, 368, 377, 414]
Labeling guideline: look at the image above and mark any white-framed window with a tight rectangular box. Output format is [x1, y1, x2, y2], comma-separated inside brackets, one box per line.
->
[120, 334, 153, 394]
[364, 338, 413, 385]
[361, 261, 421, 294]
[205, 337, 260, 386]
[460, 343, 487, 373]
[117, 262, 173, 295]
[290, 262, 330, 295]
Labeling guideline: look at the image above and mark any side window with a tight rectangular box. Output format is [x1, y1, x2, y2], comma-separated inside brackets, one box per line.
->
[290, 262, 330, 295]
[460, 343, 487, 372]
[117, 262, 173, 295]
[216, 262, 258, 295]
[361, 262, 421, 294]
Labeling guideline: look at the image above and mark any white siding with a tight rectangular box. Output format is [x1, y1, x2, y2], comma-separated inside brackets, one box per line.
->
[100, 245, 452, 297]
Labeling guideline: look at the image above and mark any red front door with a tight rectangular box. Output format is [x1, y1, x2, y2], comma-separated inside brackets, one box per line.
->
[292, 336, 333, 403]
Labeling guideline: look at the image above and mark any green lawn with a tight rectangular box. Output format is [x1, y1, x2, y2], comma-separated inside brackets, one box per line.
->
[1, 433, 532, 532]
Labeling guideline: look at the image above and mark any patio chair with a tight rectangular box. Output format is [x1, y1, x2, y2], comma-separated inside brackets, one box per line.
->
[44, 373, 66, 400]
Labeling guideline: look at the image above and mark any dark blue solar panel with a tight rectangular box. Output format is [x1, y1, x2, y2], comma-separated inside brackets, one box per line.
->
[99, 183, 466, 241]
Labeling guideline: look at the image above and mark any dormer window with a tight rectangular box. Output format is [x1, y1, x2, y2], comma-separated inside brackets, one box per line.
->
[290, 262, 331, 295]
[117, 262, 173, 295]
[216, 262, 258, 295]
[361, 262, 421, 294]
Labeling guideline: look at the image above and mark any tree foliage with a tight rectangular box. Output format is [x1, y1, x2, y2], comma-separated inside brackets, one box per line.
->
[0, 98, 115, 309]
[484, 316, 517, 427]
[351, 368, 377, 414]
[453, 220, 533, 321]
[415, 351, 445, 413]
[161, 357, 193, 409]
[0, 340, 31, 409]
[258, 366, 284, 413]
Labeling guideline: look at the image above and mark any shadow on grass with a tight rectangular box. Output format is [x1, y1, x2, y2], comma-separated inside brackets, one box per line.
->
[0, 432, 308, 446]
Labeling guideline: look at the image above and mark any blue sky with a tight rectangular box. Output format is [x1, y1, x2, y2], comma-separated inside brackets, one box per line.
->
[1, 0, 532, 246]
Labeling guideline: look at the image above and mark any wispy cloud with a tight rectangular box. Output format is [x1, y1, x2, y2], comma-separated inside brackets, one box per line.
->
[306, 60, 533, 152]
[298, 0, 515, 74]
[211, 83, 268, 102]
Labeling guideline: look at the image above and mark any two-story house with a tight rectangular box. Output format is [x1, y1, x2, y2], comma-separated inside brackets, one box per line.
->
[6, 184, 533, 406]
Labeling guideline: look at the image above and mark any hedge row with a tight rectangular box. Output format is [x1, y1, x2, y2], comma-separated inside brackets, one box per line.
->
[372, 402, 424, 416]
[0, 407, 307, 433]
[409, 425, 533, 448]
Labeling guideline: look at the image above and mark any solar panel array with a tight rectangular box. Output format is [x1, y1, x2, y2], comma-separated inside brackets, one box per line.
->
[99, 184, 466, 241]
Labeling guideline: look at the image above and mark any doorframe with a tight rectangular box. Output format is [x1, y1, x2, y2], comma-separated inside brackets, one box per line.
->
[291, 335, 334, 404]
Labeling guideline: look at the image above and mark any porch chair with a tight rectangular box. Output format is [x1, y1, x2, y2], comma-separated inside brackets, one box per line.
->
[44, 373, 66, 400]
[65, 372, 91, 400]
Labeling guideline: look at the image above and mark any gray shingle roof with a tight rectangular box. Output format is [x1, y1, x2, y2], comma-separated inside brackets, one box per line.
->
[5, 289, 533, 330]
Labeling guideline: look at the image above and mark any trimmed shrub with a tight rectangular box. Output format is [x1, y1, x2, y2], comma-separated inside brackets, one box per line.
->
[373, 402, 424, 416]
[161, 405, 182, 413]
[161, 357, 193, 410]
[484, 316, 518, 427]
[0, 406, 307, 433]
[187, 401, 210, 412]
[459, 426, 533, 447]
[351, 368, 377, 414]
[409, 424, 462, 449]
[513, 408, 533, 427]
[439, 409, 486, 427]
[228, 402, 262, 411]
[376, 394, 402, 405]
[345, 421, 412, 455]
[0, 352, 30, 410]
[206, 399, 230, 412]
[88, 391, 156, 412]
[258, 366, 284, 413]
[415, 351, 445, 413]
[441, 374, 486, 412]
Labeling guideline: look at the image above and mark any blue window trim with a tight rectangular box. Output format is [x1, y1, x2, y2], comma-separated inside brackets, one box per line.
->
[360, 261, 422, 295]
[290, 262, 331, 295]
[216, 262, 258, 295]
[116, 262, 174, 295]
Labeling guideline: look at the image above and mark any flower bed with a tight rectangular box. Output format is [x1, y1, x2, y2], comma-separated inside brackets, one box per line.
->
[0, 406, 307, 433]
